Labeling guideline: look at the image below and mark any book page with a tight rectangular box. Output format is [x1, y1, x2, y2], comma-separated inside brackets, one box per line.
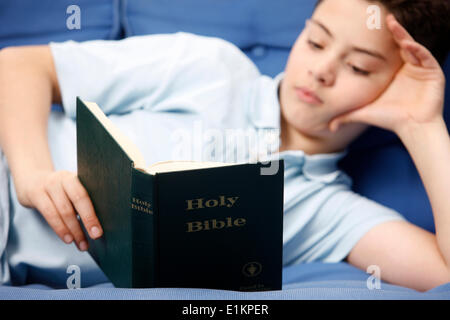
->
[82, 100, 240, 175]
[145, 160, 237, 174]
[82, 100, 146, 169]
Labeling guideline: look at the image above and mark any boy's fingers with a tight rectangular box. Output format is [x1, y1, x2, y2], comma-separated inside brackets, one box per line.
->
[329, 112, 357, 132]
[45, 180, 87, 250]
[62, 173, 103, 240]
[329, 104, 379, 132]
[387, 16, 425, 67]
[387, 14, 415, 43]
[32, 191, 73, 244]
[387, 15, 439, 69]
[399, 42, 420, 66]
[402, 40, 440, 69]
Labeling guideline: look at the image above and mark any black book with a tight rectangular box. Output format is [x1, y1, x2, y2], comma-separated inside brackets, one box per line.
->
[76, 97, 284, 291]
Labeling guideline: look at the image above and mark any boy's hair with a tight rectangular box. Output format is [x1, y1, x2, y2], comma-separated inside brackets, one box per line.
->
[315, 0, 450, 66]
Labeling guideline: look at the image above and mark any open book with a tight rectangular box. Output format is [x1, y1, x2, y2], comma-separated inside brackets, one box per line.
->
[80, 98, 236, 174]
[76, 97, 284, 291]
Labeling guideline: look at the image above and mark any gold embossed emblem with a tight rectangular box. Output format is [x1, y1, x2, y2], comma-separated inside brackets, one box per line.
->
[242, 262, 262, 277]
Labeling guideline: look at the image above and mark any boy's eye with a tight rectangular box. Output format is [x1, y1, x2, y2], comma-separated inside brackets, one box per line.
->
[350, 65, 371, 76]
[307, 39, 324, 50]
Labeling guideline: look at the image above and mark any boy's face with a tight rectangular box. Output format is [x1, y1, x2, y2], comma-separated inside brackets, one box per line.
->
[280, 0, 403, 140]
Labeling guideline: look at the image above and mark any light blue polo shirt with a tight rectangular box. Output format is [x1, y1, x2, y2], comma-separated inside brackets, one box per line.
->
[0, 32, 405, 287]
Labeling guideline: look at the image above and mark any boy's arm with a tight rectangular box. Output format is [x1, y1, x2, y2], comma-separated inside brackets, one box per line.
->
[330, 15, 450, 291]
[346, 120, 450, 292]
[0, 46, 58, 194]
[0, 46, 102, 250]
[398, 119, 450, 268]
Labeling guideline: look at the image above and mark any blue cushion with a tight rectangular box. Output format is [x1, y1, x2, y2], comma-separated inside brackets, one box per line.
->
[0, 0, 122, 113]
[122, 0, 314, 77]
[1, 263, 449, 299]
[0, 0, 121, 48]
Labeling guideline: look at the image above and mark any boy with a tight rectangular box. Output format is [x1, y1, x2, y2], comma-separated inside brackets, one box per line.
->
[0, 0, 449, 291]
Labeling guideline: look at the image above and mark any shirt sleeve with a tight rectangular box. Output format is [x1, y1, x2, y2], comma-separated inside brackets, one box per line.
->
[49, 32, 259, 120]
[284, 186, 407, 265]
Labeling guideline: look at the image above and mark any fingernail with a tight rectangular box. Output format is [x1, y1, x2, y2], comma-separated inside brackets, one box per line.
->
[79, 241, 88, 251]
[64, 234, 73, 244]
[91, 226, 102, 238]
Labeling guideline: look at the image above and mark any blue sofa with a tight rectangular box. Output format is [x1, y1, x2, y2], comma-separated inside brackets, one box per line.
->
[0, 0, 449, 299]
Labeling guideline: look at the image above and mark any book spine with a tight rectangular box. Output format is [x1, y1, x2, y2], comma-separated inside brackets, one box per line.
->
[130, 168, 158, 288]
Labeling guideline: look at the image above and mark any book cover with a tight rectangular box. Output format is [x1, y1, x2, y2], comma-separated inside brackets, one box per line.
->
[76, 97, 284, 291]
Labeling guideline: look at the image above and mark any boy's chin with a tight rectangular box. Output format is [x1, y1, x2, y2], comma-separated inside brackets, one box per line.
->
[298, 123, 334, 139]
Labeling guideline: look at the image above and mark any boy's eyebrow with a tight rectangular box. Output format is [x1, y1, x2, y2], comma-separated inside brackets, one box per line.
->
[309, 19, 387, 61]
[309, 19, 333, 38]
[351, 46, 387, 61]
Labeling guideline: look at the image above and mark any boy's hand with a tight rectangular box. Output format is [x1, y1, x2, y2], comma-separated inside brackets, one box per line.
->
[329, 14, 446, 135]
[18, 170, 103, 251]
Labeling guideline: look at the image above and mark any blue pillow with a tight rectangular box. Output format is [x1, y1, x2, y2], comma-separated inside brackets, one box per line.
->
[0, 0, 121, 49]
[122, 0, 450, 232]
[122, 0, 315, 77]
[0, 0, 122, 113]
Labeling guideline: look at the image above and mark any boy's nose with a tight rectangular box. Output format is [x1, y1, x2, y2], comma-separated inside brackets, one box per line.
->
[308, 59, 336, 86]
[309, 68, 335, 86]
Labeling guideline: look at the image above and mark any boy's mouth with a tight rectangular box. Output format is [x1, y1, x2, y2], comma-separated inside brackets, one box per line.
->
[295, 87, 323, 105]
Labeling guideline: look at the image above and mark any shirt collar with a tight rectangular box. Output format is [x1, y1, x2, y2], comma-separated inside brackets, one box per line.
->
[250, 72, 347, 183]
[268, 149, 348, 184]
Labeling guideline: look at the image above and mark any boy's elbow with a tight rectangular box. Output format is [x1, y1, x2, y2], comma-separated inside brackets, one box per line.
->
[0, 45, 51, 67]
[0, 45, 48, 84]
[0, 46, 17, 58]
[0, 46, 17, 69]
[0, 45, 61, 103]
[442, 267, 450, 282]
[0, 46, 35, 65]
[422, 267, 450, 292]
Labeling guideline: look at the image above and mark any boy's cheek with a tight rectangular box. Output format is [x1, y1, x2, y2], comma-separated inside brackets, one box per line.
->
[285, 41, 314, 75]
[335, 79, 381, 110]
